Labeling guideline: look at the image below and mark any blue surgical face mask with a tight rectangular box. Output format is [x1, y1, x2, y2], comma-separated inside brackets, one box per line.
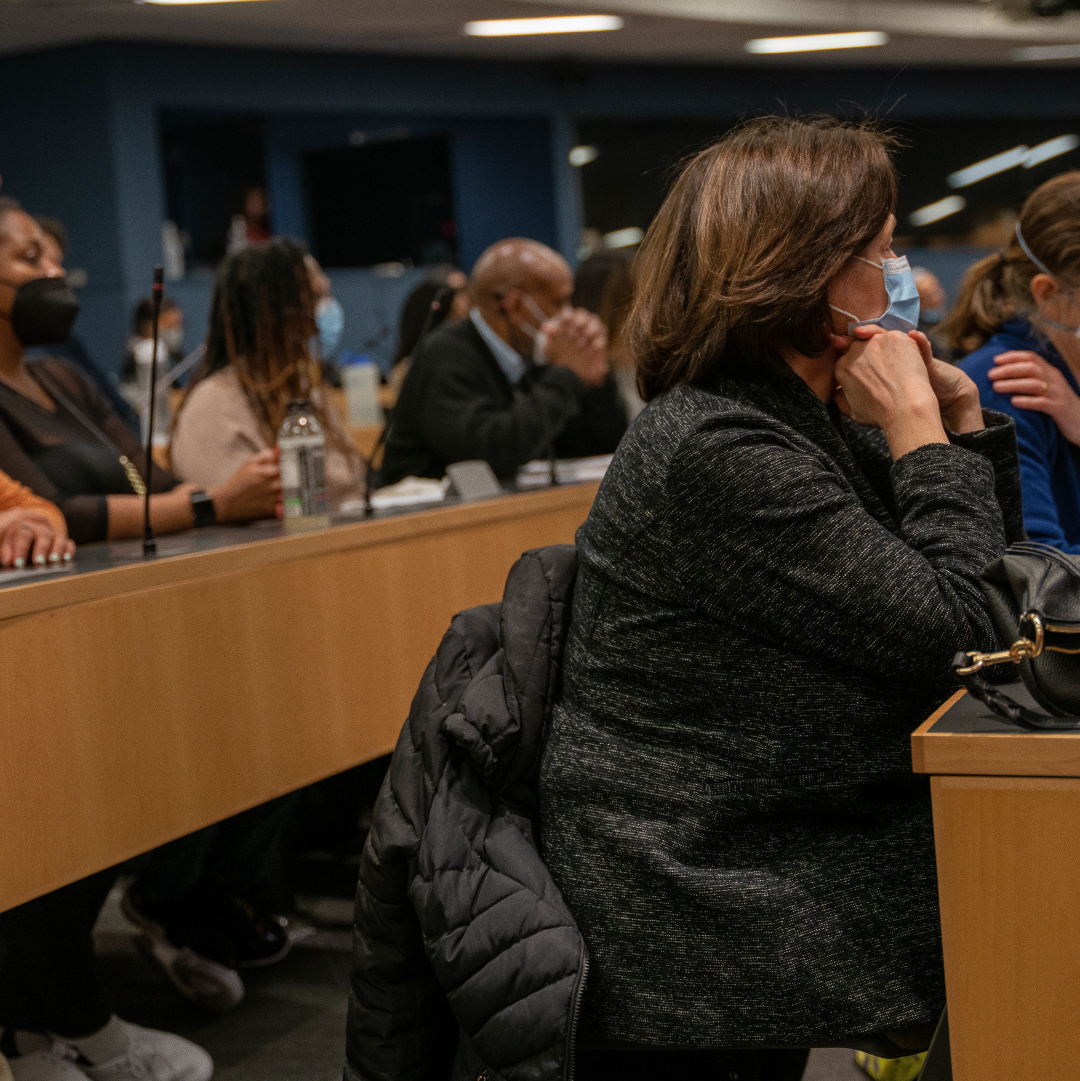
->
[830, 254, 921, 336]
[314, 296, 344, 359]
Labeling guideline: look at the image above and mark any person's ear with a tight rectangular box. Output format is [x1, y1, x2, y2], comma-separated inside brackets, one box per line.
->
[1030, 272, 1060, 308]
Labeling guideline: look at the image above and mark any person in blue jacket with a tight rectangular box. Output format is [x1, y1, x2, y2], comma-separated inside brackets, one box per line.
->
[948, 171, 1080, 552]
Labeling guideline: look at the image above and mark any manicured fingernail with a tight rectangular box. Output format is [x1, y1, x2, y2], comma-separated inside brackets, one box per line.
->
[34, 554, 46, 566]
[14, 558, 24, 569]
[49, 552, 60, 563]
[63, 552, 72, 562]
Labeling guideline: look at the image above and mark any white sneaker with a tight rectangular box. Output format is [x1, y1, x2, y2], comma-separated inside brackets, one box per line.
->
[57, 1022, 212, 1081]
[9, 1048, 89, 1081]
[121, 890, 244, 1014]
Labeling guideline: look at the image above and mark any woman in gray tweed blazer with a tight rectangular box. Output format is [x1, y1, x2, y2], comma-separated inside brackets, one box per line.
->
[540, 117, 1023, 1077]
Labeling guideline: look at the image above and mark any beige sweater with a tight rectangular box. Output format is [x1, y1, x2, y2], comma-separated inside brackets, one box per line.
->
[171, 368, 363, 509]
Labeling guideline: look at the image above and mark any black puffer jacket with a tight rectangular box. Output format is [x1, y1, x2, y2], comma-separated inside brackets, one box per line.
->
[345, 545, 587, 1081]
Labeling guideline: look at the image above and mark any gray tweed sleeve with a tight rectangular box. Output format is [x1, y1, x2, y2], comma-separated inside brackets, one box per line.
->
[668, 421, 1008, 681]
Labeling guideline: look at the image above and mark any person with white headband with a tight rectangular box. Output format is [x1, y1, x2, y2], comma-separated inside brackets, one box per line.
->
[945, 171, 1080, 552]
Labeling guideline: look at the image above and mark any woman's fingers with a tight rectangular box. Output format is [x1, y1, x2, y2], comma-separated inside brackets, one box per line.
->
[993, 349, 1045, 367]
[989, 361, 1042, 382]
[1011, 395, 1057, 413]
[7, 521, 36, 568]
[992, 378, 1050, 396]
[907, 329, 934, 369]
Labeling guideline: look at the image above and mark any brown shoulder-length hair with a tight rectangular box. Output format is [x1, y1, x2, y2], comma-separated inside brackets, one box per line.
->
[940, 171, 1080, 356]
[628, 116, 899, 401]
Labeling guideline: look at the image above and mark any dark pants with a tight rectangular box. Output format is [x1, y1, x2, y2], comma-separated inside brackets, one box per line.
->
[132, 793, 299, 905]
[0, 868, 117, 1037]
[0, 794, 299, 1037]
[575, 1048, 810, 1081]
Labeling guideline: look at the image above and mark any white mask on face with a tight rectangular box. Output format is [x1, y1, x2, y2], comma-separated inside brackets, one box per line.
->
[160, 326, 184, 354]
[519, 293, 554, 364]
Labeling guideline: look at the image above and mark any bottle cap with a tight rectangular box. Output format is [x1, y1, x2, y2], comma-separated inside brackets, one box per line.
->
[286, 398, 310, 412]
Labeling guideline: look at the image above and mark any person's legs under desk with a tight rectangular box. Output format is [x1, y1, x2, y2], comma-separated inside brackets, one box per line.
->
[0, 869, 116, 1037]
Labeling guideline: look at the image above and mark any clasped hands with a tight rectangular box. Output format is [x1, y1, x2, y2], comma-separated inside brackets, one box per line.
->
[832, 325, 984, 460]
[541, 308, 610, 388]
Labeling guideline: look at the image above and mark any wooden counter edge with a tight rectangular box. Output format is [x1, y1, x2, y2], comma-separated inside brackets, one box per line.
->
[0, 482, 599, 621]
[912, 687, 1080, 778]
[910, 689, 966, 774]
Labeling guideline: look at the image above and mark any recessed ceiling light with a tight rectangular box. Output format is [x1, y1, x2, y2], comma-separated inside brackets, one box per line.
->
[745, 31, 887, 55]
[463, 15, 624, 37]
[569, 145, 599, 166]
[1015, 43, 1080, 62]
[140, 0, 282, 5]
[947, 146, 1029, 189]
[909, 196, 966, 228]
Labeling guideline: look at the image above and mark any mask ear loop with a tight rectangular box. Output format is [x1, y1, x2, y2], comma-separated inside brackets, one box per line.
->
[830, 254, 889, 324]
[1016, 223, 1080, 339]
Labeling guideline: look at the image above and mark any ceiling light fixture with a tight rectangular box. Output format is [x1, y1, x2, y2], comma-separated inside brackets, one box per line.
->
[909, 196, 966, 228]
[744, 31, 888, 55]
[569, 145, 599, 166]
[463, 15, 624, 37]
[1015, 43, 1080, 61]
[604, 226, 644, 249]
[139, 0, 282, 5]
[947, 145, 1030, 188]
[1024, 134, 1080, 166]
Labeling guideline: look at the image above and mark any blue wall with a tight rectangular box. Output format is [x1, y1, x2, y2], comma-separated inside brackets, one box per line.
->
[3, 41, 1080, 377]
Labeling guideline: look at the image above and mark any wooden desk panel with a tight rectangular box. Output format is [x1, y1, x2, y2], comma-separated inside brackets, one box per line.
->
[912, 689, 1080, 778]
[0, 484, 597, 913]
[931, 775, 1080, 1081]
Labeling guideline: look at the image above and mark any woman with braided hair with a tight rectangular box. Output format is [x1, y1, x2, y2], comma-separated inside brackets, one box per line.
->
[171, 239, 364, 510]
[949, 172, 1080, 551]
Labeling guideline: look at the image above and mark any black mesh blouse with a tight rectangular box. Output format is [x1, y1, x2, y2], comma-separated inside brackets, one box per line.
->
[0, 356, 176, 544]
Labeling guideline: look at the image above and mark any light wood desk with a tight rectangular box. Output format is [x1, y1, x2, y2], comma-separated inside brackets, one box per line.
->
[0, 483, 597, 914]
[912, 686, 1080, 1081]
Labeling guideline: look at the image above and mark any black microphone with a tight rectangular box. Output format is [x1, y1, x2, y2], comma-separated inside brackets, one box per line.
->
[142, 266, 164, 556]
[362, 286, 454, 515]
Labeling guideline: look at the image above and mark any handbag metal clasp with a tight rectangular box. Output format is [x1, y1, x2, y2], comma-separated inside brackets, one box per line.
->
[955, 611, 1045, 675]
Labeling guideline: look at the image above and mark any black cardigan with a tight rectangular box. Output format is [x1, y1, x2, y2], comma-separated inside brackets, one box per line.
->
[0, 357, 176, 543]
[382, 319, 627, 485]
[540, 364, 1024, 1048]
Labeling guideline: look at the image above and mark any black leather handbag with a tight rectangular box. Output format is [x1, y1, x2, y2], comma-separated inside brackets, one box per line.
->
[953, 542, 1080, 730]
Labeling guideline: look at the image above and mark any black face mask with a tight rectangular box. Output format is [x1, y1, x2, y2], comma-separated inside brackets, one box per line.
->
[0, 275, 80, 347]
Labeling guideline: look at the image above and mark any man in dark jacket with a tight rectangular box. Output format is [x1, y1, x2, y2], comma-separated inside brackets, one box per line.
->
[382, 239, 627, 485]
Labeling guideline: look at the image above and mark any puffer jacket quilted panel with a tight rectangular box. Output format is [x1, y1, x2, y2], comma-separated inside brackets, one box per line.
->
[345, 545, 586, 1081]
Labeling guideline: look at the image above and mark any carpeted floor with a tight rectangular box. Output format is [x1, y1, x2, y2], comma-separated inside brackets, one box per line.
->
[93, 885, 869, 1081]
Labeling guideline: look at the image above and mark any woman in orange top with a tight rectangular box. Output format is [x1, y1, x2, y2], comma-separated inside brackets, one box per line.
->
[0, 467, 73, 568]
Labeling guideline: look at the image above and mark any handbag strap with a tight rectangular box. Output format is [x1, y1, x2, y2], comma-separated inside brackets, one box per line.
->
[952, 653, 1080, 731]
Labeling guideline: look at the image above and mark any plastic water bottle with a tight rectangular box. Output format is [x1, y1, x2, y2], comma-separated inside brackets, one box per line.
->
[277, 399, 330, 532]
[341, 356, 383, 427]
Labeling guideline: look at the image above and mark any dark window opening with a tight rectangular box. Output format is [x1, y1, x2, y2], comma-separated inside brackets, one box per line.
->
[160, 112, 267, 269]
[303, 134, 457, 269]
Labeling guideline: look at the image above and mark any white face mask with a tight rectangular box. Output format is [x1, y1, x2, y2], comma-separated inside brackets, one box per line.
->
[519, 294, 562, 365]
[1016, 223, 1080, 338]
[160, 326, 184, 354]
